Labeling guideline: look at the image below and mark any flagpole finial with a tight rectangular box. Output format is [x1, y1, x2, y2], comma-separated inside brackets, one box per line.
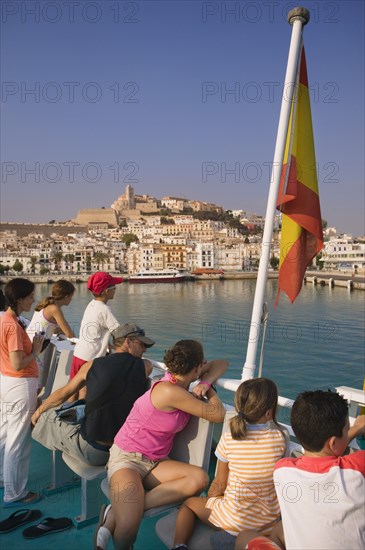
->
[288, 7, 310, 26]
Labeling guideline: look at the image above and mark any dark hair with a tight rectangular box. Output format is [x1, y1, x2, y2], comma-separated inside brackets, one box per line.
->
[230, 378, 279, 440]
[163, 340, 204, 375]
[35, 280, 75, 311]
[5, 278, 35, 314]
[0, 288, 6, 311]
[291, 390, 349, 452]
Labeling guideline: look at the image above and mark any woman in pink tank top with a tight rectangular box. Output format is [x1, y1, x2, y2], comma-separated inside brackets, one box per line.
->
[94, 340, 228, 550]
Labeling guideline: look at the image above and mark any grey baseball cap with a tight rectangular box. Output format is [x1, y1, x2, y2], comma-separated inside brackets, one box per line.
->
[112, 322, 155, 348]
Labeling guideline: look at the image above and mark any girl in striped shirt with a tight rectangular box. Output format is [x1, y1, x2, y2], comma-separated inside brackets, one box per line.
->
[172, 378, 286, 550]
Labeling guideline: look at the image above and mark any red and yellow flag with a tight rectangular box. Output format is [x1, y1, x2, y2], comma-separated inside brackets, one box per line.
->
[276, 46, 323, 304]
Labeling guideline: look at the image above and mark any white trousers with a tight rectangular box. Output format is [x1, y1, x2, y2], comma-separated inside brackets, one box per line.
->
[0, 374, 38, 502]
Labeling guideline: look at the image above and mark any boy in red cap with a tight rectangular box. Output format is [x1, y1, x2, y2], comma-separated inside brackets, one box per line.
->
[70, 272, 123, 395]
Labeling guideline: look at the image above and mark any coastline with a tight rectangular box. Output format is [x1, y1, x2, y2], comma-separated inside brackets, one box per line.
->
[0, 271, 364, 290]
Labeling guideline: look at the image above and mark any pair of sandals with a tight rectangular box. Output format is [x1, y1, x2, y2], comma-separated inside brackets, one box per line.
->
[0, 509, 72, 538]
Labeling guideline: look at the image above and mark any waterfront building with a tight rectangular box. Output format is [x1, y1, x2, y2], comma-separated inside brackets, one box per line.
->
[320, 237, 365, 273]
[0, 251, 34, 274]
[2, 185, 359, 280]
[215, 241, 246, 271]
[0, 218, 263, 277]
[196, 242, 215, 269]
[126, 244, 157, 274]
[125, 243, 190, 274]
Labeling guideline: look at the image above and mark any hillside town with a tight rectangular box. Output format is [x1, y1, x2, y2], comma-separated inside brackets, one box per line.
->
[0, 185, 364, 277]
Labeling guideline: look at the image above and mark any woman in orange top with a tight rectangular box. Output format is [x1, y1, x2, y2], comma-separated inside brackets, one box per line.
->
[0, 278, 44, 506]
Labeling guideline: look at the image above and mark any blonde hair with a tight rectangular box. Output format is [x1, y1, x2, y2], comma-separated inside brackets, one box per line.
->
[230, 378, 279, 440]
[35, 280, 75, 311]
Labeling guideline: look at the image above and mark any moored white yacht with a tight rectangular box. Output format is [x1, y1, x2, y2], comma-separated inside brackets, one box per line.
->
[128, 268, 187, 284]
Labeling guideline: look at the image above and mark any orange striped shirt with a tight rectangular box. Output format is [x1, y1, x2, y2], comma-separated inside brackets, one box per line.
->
[206, 424, 285, 536]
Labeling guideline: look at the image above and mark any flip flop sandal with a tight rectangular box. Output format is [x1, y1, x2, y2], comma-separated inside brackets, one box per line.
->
[0, 509, 42, 533]
[3, 491, 42, 508]
[94, 504, 112, 550]
[22, 517, 73, 539]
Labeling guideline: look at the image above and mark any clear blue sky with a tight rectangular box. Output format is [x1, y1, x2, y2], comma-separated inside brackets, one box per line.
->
[1, 1, 364, 235]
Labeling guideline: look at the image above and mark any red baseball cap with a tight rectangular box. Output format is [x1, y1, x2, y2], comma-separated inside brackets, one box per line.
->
[87, 272, 123, 295]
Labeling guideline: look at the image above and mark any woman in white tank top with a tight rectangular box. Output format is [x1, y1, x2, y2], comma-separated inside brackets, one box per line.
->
[27, 280, 76, 340]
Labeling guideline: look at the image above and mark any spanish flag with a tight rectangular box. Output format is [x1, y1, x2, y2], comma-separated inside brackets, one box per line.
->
[276, 45, 323, 304]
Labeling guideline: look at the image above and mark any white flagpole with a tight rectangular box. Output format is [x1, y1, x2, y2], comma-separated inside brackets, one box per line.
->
[241, 7, 310, 381]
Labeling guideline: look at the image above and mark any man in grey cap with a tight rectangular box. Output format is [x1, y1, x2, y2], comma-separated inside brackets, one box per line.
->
[31, 323, 155, 466]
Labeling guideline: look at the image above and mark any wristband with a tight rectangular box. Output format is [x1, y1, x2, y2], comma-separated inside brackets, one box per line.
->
[32, 352, 40, 361]
[200, 380, 212, 388]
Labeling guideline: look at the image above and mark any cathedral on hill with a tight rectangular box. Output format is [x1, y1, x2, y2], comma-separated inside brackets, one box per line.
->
[73, 185, 160, 226]
[112, 184, 136, 210]
[111, 185, 160, 218]
[73, 185, 223, 227]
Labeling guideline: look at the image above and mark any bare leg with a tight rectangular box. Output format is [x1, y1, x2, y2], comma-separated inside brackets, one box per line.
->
[174, 496, 216, 546]
[106, 460, 208, 550]
[271, 521, 285, 549]
[143, 460, 209, 510]
[109, 468, 145, 550]
[235, 530, 261, 549]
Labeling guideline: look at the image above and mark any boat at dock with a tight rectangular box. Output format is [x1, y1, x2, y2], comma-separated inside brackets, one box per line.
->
[128, 268, 187, 284]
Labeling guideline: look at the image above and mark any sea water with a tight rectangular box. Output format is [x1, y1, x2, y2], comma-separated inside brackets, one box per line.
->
[30, 279, 364, 404]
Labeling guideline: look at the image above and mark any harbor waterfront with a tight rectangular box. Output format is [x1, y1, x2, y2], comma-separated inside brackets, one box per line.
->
[1, 270, 364, 288]
[21, 278, 364, 403]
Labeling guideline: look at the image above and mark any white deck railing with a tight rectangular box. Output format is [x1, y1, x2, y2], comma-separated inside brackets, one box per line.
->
[216, 378, 365, 450]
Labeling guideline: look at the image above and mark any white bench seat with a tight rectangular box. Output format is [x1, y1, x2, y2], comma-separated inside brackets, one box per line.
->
[61, 453, 107, 528]
[155, 509, 236, 550]
[62, 453, 106, 481]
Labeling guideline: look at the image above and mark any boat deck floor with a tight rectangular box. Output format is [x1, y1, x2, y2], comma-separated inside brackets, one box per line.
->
[0, 440, 173, 550]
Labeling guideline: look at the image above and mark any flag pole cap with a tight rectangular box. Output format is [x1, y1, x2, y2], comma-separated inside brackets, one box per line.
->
[288, 7, 310, 26]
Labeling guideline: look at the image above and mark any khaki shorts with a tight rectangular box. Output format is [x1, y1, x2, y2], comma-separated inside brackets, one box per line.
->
[107, 443, 162, 480]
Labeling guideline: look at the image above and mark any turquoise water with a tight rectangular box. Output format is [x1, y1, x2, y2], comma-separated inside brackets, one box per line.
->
[30, 279, 364, 402]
